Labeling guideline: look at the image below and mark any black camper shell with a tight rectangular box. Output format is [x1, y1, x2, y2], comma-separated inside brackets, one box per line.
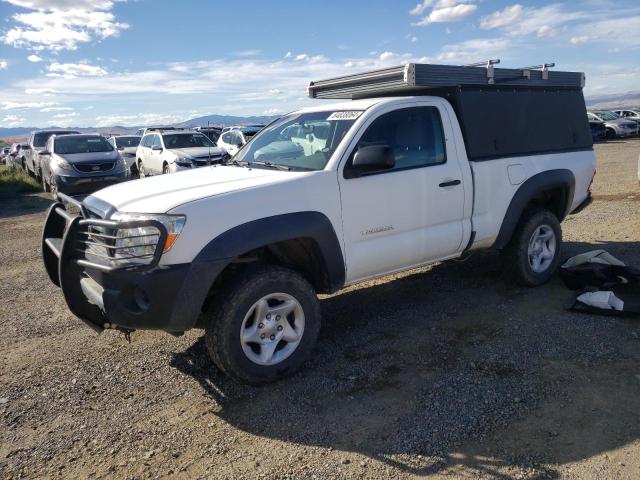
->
[308, 63, 592, 161]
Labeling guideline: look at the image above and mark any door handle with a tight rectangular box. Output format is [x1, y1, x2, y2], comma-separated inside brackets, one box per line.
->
[439, 179, 461, 188]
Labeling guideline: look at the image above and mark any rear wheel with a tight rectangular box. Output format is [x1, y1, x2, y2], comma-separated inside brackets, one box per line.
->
[204, 265, 321, 384]
[502, 208, 562, 286]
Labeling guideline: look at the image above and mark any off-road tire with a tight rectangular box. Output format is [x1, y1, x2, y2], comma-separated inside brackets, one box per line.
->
[204, 265, 321, 385]
[502, 208, 562, 287]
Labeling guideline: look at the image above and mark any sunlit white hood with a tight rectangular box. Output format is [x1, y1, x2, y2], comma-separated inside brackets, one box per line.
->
[86, 165, 310, 215]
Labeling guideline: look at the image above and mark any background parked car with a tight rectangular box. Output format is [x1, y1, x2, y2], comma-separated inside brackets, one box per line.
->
[1, 146, 10, 164]
[136, 129, 226, 176]
[217, 126, 262, 156]
[613, 109, 640, 133]
[24, 129, 80, 180]
[193, 126, 222, 143]
[587, 116, 607, 142]
[107, 135, 141, 176]
[588, 111, 637, 138]
[40, 133, 128, 197]
[6, 143, 22, 168]
[613, 109, 640, 122]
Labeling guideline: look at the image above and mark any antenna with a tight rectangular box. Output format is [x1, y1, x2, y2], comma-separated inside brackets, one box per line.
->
[207, 120, 211, 163]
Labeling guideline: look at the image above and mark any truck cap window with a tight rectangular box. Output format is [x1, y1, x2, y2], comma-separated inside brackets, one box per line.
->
[34, 130, 79, 147]
[233, 111, 360, 171]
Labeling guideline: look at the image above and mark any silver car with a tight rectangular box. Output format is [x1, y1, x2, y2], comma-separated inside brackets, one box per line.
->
[107, 135, 142, 176]
[40, 134, 128, 197]
[24, 129, 79, 180]
[589, 111, 638, 138]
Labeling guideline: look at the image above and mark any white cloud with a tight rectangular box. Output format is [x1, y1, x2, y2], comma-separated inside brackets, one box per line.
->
[436, 37, 511, 64]
[291, 53, 329, 64]
[1, 114, 26, 127]
[0, 59, 7, 70]
[1, 100, 57, 110]
[410, 0, 433, 16]
[405, 34, 418, 43]
[479, 4, 588, 37]
[27, 54, 43, 62]
[46, 62, 108, 78]
[1, 1, 129, 52]
[568, 16, 640, 47]
[94, 113, 183, 128]
[40, 106, 73, 112]
[479, 4, 523, 30]
[570, 35, 590, 45]
[414, 3, 478, 26]
[52, 111, 79, 118]
[234, 49, 261, 57]
[263, 108, 281, 115]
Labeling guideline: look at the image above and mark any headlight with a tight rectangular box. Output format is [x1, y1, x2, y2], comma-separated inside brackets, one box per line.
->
[174, 155, 192, 168]
[110, 212, 186, 262]
[116, 156, 127, 169]
[55, 158, 73, 171]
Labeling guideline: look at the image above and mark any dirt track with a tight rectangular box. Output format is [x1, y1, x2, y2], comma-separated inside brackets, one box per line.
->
[1, 139, 639, 479]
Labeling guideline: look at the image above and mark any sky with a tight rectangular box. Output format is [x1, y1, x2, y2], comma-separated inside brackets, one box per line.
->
[0, 0, 639, 128]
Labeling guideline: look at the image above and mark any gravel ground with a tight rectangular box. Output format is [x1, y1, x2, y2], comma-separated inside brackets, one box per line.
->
[1, 139, 639, 479]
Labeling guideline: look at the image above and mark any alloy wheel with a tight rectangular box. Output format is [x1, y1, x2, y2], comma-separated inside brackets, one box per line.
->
[239, 293, 305, 366]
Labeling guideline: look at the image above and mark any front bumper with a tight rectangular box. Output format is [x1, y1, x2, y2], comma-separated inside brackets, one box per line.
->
[56, 171, 128, 195]
[42, 195, 225, 333]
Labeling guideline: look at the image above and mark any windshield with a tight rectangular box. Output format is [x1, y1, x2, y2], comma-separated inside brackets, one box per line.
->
[54, 136, 114, 154]
[198, 129, 220, 143]
[594, 111, 619, 121]
[34, 130, 79, 147]
[115, 136, 141, 148]
[162, 133, 214, 149]
[233, 111, 360, 170]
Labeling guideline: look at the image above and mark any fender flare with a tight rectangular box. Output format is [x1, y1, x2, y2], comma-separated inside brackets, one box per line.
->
[166, 212, 346, 332]
[194, 211, 345, 290]
[492, 169, 575, 250]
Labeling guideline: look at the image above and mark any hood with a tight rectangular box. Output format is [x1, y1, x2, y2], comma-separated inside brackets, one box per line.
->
[171, 146, 226, 158]
[58, 150, 119, 163]
[87, 165, 311, 214]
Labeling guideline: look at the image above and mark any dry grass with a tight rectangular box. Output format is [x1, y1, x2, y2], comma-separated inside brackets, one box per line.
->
[0, 165, 41, 198]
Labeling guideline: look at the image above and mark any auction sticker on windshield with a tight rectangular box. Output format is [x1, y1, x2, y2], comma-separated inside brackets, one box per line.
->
[327, 111, 364, 121]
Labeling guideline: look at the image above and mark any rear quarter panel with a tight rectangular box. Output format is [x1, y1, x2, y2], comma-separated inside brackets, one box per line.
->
[470, 149, 596, 249]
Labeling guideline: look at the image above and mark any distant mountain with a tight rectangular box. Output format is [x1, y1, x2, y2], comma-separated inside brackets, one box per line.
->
[0, 114, 281, 140]
[585, 91, 640, 110]
[175, 114, 279, 128]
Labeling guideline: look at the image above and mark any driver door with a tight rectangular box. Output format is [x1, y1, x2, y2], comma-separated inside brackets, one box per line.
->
[338, 104, 467, 282]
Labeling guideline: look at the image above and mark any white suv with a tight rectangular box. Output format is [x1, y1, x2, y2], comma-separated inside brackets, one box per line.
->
[136, 129, 227, 176]
[217, 126, 263, 156]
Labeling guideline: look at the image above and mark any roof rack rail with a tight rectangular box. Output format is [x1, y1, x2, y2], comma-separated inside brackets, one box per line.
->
[307, 61, 586, 99]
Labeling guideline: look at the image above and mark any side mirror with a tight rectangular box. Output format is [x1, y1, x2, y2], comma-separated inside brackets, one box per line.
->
[151, 145, 163, 151]
[352, 145, 395, 173]
[40, 150, 51, 156]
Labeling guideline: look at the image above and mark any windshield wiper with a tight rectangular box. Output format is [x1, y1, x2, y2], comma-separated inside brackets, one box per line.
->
[247, 161, 291, 171]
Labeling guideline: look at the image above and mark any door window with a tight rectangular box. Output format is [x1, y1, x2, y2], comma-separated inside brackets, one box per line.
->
[345, 107, 446, 178]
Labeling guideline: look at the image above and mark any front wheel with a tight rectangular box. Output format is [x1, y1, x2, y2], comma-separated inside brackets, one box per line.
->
[138, 160, 146, 178]
[162, 163, 169, 174]
[204, 265, 321, 384]
[41, 171, 50, 192]
[49, 174, 59, 200]
[502, 208, 562, 287]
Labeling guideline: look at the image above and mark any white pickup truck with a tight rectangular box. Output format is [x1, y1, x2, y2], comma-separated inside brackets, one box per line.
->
[43, 63, 595, 384]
